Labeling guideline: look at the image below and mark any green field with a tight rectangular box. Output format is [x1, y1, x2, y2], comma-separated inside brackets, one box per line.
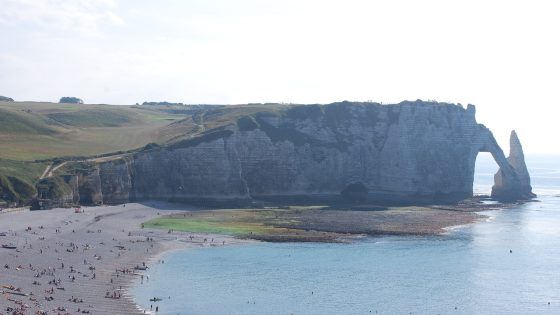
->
[0, 101, 189, 161]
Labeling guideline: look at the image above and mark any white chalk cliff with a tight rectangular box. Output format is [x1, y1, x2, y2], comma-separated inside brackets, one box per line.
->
[36, 101, 535, 206]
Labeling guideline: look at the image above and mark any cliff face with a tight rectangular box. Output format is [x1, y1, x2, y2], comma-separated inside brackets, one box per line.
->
[36, 101, 535, 207]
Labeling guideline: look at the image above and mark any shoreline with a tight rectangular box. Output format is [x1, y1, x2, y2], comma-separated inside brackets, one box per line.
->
[0, 200, 504, 314]
[0, 202, 250, 314]
[130, 237, 259, 315]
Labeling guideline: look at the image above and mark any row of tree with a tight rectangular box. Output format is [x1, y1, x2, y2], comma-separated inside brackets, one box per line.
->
[59, 97, 84, 104]
[1, 96, 87, 104]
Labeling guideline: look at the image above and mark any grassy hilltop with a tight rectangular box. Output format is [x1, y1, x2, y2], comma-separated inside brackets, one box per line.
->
[0, 100, 289, 206]
[0, 101, 291, 161]
[0, 101, 188, 160]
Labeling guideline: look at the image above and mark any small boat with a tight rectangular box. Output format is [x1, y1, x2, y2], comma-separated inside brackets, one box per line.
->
[0, 232, 7, 236]
[149, 297, 162, 302]
[1, 244, 16, 249]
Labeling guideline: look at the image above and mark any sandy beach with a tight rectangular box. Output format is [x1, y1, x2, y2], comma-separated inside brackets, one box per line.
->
[0, 203, 244, 315]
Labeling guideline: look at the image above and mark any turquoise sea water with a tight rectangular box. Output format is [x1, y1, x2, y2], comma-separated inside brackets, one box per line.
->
[133, 155, 560, 315]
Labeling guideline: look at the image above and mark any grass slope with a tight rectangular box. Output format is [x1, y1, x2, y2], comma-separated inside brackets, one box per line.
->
[0, 101, 189, 160]
[0, 108, 58, 135]
[0, 159, 47, 205]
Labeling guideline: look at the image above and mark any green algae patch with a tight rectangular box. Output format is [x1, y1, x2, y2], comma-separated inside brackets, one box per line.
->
[143, 216, 274, 235]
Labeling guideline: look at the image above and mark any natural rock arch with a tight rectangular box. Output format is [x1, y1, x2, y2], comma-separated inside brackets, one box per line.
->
[472, 129, 535, 201]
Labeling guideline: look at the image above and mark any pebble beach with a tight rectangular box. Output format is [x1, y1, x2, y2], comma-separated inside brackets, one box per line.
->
[0, 203, 243, 315]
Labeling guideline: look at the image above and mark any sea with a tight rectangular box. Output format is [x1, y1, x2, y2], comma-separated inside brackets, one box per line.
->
[132, 154, 560, 315]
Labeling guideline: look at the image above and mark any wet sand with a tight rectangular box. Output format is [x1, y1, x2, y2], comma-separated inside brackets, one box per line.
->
[0, 203, 244, 314]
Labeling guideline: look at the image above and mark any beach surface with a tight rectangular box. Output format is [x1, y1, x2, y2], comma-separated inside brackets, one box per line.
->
[0, 203, 243, 314]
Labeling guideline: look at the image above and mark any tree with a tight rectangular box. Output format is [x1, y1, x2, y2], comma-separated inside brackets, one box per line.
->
[59, 97, 84, 104]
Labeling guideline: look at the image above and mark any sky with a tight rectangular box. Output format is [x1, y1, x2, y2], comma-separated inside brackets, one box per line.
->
[0, 0, 559, 154]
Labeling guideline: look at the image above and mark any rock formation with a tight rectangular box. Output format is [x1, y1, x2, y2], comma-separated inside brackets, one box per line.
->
[491, 131, 536, 201]
[34, 101, 535, 208]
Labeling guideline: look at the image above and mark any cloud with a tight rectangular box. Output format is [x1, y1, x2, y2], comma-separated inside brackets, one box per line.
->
[0, 0, 124, 36]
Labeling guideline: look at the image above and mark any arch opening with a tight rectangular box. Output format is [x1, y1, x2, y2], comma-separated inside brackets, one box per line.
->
[473, 152, 500, 197]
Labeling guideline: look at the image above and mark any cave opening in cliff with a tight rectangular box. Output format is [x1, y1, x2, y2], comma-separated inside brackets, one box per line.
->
[473, 152, 500, 196]
[341, 182, 368, 202]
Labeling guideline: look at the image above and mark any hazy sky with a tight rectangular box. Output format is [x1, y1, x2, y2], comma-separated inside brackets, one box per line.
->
[1, 0, 558, 154]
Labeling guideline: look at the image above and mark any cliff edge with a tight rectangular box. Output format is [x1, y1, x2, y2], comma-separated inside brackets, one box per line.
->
[33, 101, 535, 208]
